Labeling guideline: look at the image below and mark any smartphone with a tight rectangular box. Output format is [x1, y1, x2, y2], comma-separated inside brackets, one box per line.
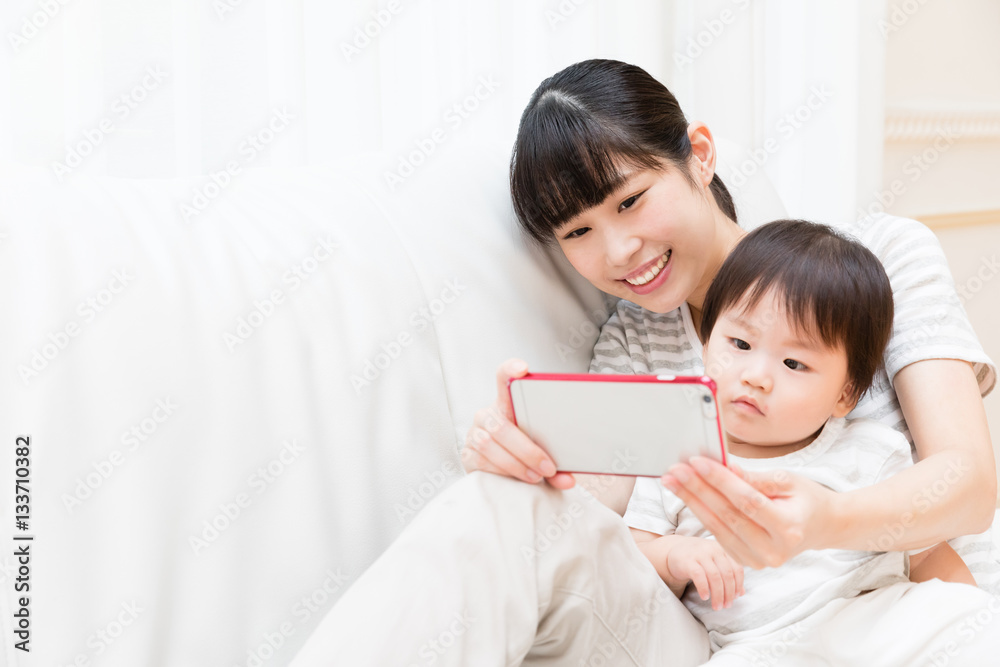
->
[507, 373, 727, 477]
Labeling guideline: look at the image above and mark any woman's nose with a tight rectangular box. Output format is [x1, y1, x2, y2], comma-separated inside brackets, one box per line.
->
[604, 226, 642, 267]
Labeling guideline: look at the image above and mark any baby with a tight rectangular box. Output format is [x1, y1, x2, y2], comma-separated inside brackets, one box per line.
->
[626, 219, 982, 665]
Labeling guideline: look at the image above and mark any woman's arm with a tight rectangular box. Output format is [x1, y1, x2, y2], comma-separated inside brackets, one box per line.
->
[661, 361, 996, 568]
[834, 359, 997, 548]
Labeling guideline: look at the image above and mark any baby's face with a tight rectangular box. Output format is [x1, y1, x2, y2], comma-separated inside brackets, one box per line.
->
[702, 290, 856, 458]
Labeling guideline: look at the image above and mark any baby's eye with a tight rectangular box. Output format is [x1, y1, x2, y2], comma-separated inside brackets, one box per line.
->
[784, 359, 807, 371]
[730, 338, 750, 350]
[618, 191, 644, 212]
[562, 227, 589, 240]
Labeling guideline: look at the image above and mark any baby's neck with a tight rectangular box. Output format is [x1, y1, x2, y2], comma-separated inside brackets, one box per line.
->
[725, 424, 827, 459]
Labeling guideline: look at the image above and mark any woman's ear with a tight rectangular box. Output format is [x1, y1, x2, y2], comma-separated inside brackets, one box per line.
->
[687, 121, 717, 188]
[832, 382, 859, 418]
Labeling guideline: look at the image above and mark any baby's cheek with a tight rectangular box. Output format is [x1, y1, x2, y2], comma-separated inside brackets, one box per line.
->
[701, 343, 733, 382]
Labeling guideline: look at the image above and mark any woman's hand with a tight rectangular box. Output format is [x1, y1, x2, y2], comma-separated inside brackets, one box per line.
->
[461, 358, 576, 489]
[662, 457, 842, 569]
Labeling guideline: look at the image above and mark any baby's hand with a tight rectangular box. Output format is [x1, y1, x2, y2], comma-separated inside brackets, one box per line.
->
[666, 536, 745, 610]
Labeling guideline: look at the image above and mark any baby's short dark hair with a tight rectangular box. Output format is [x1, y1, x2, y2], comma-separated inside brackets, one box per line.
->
[700, 219, 894, 404]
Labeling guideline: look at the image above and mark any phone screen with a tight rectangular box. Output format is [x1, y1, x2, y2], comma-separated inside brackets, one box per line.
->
[509, 374, 726, 476]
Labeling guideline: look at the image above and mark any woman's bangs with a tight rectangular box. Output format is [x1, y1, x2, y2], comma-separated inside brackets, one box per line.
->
[512, 98, 660, 242]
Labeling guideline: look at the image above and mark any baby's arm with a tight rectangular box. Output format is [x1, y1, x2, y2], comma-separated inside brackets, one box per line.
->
[631, 527, 745, 610]
[909, 542, 977, 585]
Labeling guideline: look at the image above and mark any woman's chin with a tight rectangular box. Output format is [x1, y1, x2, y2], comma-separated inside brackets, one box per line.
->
[622, 282, 686, 314]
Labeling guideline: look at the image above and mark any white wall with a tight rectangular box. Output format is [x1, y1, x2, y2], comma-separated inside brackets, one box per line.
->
[881, 0, 1000, 496]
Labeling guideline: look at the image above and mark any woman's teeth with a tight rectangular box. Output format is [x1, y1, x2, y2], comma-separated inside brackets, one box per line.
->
[625, 251, 670, 286]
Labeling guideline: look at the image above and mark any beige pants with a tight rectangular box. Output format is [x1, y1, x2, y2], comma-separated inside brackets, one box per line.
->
[291, 471, 1000, 666]
[290, 471, 711, 666]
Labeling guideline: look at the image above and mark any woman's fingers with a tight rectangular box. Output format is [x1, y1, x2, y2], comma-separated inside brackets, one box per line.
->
[663, 472, 756, 567]
[495, 357, 530, 423]
[666, 457, 816, 568]
[662, 464, 772, 568]
[691, 457, 796, 536]
[459, 444, 506, 477]
[689, 457, 782, 526]
[690, 457, 810, 554]
[545, 472, 577, 490]
[732, 554, 746, 596]
[465, 427, 543, 483]
[473, 403, 557, 471]
[461, 357, 563, 485]
[463, 358, 578, 488]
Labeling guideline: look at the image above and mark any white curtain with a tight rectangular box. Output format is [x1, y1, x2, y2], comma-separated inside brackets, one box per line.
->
[671, 0, 886, 224]
[1, 1, 669, 173]
[2, 0, 882, 219]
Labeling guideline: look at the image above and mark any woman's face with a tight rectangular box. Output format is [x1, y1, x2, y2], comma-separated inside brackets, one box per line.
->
[552, 159, 738, 315]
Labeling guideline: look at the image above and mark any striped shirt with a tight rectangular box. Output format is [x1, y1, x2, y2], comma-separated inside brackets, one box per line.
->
[625, 417, 913, 648]
[589, 214, 1000, 595]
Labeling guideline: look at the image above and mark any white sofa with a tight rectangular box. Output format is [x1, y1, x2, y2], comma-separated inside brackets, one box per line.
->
[0, 140, 822, 666]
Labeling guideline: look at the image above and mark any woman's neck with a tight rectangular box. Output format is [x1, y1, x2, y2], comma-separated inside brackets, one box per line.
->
[688, 303, 703, 339]
[688, 218, 745, 343]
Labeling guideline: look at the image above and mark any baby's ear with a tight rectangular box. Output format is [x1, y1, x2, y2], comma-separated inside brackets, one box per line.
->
[831, 382, 858, 418]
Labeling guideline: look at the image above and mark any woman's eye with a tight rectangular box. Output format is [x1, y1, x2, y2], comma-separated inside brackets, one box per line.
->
[731, 338, 750, 350]
[563, 227, 589, 240]
[618, 192, 643, 212]
[784, 359, 806, 370]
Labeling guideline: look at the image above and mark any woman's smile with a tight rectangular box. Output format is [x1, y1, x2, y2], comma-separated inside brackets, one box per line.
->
[620, 249, 672, 294]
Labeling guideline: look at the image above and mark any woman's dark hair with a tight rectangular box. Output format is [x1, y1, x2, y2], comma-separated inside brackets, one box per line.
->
[509, 59, 737, 247]
[699, 220, 894, 404]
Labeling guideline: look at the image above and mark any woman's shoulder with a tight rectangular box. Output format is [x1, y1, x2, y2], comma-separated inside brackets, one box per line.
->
[834, 213, 940, 262]
[593, 299, 702, 375]
[611, 299, 695, 345]
[599, 299, 688, 341]
[608, 298, 686, 325]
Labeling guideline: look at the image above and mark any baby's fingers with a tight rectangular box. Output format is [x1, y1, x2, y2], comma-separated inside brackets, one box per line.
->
[702, 564, 730, 611]
[687, 566, 712, 605]
[712, 554, 741, 609]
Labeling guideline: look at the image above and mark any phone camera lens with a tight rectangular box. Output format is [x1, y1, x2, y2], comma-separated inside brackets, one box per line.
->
[702, 395, 711, 403]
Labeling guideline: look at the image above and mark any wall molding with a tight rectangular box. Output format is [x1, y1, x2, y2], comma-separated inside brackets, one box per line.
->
[885, 108, 1000, 142]
[919, 208, 1000, 230]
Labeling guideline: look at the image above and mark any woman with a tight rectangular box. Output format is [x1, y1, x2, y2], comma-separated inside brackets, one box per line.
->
[292, 59, 997, 666]
[468, 58, 997, 571]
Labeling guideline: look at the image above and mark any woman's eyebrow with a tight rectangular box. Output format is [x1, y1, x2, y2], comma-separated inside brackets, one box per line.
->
[610, 169, 640, 194]
[554, 169, 645, 232]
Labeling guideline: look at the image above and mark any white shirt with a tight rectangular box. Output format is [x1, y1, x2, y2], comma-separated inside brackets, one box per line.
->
[624, 417, 913, 649]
